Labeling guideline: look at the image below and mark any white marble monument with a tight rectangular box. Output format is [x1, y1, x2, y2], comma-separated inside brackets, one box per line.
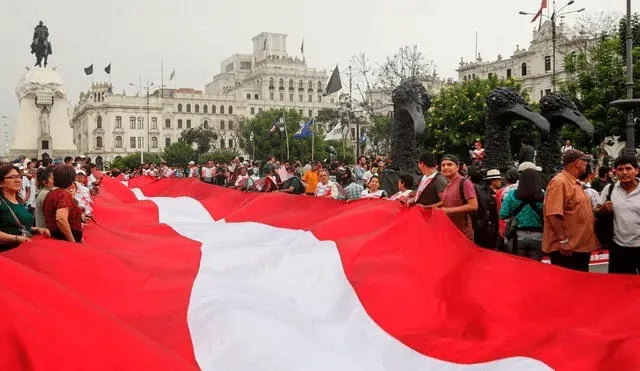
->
[10, 67, 76, 159]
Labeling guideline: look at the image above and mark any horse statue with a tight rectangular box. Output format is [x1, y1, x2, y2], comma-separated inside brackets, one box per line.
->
[379, 79, 432, 195]
[31, 21, 52, 68]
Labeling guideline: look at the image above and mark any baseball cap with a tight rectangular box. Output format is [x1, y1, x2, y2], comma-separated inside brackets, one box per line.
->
[441, 154, 461, 166]
[188, 161, 195, 165]
[518, 162, 542, 172]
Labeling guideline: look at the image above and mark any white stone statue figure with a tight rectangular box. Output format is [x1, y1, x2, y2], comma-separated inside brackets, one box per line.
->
[39, 107, 50, 136]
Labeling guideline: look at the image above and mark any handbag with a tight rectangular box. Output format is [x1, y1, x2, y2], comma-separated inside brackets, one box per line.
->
[595, 184, 615, 247]
[1, 198, 32, 237]
[505, 201, 529, 241]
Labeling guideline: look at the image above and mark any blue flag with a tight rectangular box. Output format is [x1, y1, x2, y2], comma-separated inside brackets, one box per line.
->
[293, 119, 314, 139]
[359, 132, 367, 144]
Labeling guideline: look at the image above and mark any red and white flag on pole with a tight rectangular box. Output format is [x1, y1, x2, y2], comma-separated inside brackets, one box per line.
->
[531, 0, 548, 22]
[2, 176, 640, 370]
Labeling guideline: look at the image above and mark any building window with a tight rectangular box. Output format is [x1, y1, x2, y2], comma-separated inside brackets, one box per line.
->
[220, 105, 225, 114]
[308, 80, 313, 91]
[270, 92, 274, 100]
[488, 73, 493, 79]
[280, 93, 284, 101]
[246, 93, 251, 99]
[309, 110, 313, 117]
[228, 121, 234, 130]
[220, 120, 225, 130]
[506, 69, 512, 79]
[299, 109, 303, 115]
[165, 119, 171, 128]
[545, 89, 552, 96]
[254, 94, 259, 99]
[151, 117, 157, 129]
[165, 137, 171, 147]
[544, 56, 551, 72]
[218, 139, 224, 148]
[258, 108, 263, 113]
[195, 104, 200, 113]
[228, 106, 233, 114]
[130, 117, 136, 129]
[317, 81, 323, 91]
[289, 79, 294, 90]
[178, 103, 183, 112]
[138, 137, 143, 149]
[308, 94, 312, 102]
[289, 93, 294, 101]
[203, 120, 209, 129]
[472, 73, 476, 79]
[41, 140, 49, 150]
[137, 117, 143, 130]
[203, 105, 208, 113]
[115, 136, 122, 148]
[178, 119, 183, 129]
[96, 116, 103, 129]
[186, 119, 191, 129]
[186, 104, 191, 113]
[279, 78, 284, 90]
[130, 137, 136, 148]
[211, 105, 216, 114]
[298, 80, 304, 90]
[318, 95, 322, 103]
[151, 136, 158, 148]
[269, 78, 275, 89]
[521, 63, 527, 76]
[298, 94, 303, 102]
[228, 139, 233, 148]
[250, 107, 255, 115]
[115, 116, 122, 129]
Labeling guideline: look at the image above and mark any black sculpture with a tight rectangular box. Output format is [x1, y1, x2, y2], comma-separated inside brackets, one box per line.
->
[537, 93, 594, 173]
[31, 20, 52, 67]
[484, 88, 550, 172]
[380, 79, 431, 195]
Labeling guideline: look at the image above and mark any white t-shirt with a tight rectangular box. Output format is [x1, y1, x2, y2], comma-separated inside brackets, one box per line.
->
[598, 181, 640, 247]
[361, 189, 386, 199]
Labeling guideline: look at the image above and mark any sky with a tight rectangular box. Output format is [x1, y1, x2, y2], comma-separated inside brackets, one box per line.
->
[0, 0, 636, 124]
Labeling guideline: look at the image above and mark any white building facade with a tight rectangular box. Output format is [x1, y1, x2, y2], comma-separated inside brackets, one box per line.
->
[70, 32, 339, 166]
[456, 21, 590, 101]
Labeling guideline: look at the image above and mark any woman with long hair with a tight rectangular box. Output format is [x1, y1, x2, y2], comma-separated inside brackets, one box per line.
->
[499, 168, 544, 260]
[0, 165, 50, 251]
[34, 167, 54, 228]
[361, 175, 387, 199]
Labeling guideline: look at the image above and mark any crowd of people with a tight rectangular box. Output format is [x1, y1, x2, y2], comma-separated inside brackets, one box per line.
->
[2, 146, 638, 276]
[0, 155, 101, 250]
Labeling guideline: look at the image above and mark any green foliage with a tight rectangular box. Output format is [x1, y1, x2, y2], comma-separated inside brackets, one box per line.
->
[238, 109, 331, 162]
[425, 76, 530, 160]
[199, 149, 239, 164]
[324, 139, 354, 163]
[110, 152, 162, 170]
[367, 115, 392, 155]
[163, 142, 196, 167]
[179, 127, 219, 155]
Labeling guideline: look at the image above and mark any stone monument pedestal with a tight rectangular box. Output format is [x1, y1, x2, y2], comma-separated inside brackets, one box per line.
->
[9, 67, 76, 159]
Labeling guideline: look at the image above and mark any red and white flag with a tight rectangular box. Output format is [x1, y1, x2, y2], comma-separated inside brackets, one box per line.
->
[1, 176, 640, 370]
[531, 0, 548, 23]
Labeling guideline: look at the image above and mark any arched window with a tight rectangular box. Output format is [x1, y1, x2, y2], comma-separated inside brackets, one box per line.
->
[269, 78, 274, 89]
[115, 136, 122, 148]
[186, 104, 191, 113]
[204, 120, 209, 129]
[228, 106, 233, 114]
[521, 63, 527, 76]
[151, 136, 158, 148]
[195, 104, 200, 113]
[96, 115, 103, 129]
[220, 105, 225, 114]
[96, 136, 103, 148]
[178, 103, 183, 112]
[279, 78, 284, 90]
[318, 81, 323, 91]
[298, 80, 304, 90]
[212, 105, 217, 114]
[308, 80, 313, 91]
[203, 105, 208, 113]
[289, 79, 294, 90]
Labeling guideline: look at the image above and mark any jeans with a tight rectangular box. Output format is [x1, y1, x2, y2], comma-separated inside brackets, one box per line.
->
[516, 230, 543, 261]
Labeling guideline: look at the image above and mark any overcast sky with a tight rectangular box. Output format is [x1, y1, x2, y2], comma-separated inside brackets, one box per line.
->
[0, 0, 636, 122]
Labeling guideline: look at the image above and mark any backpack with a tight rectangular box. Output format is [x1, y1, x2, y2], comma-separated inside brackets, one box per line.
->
[595, 183, 615, 247]
[460, 181, 495, 229]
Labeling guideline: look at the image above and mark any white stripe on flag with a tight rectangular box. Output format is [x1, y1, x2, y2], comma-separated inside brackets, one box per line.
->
[134, 190, 551, 371]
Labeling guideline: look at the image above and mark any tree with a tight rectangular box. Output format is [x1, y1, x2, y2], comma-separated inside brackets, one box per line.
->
[425, 76, 532, 161]
[179, 127, 219, 155]
[377, 45, 437, 96]
[568, 11, 622, 40]
[163, 142, 196, 167]
[367, 115, 391, 155]
[199, 149, 239, 164]
[111, 152, 162, 170]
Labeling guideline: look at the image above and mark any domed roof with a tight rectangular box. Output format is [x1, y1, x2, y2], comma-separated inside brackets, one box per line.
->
[16, 67, 66, 100]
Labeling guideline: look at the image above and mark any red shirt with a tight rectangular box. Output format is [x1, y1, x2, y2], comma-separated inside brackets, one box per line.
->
[43, 188, 83, 232]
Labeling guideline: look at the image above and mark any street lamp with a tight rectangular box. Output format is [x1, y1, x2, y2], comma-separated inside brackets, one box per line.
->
[250, 131, 255, 161]
[129, 80, 163, 164]
[519, 1, 585, 92]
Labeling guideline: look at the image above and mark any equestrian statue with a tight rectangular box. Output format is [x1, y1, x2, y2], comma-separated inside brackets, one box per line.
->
[31, 20, 52, 67]
[380, 79, 432, 195]
[484, 88, 550, 172]
[537, 92, 594, 173]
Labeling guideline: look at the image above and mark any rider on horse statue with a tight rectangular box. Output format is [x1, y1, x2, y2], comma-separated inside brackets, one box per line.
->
[31, 20, 52, 67]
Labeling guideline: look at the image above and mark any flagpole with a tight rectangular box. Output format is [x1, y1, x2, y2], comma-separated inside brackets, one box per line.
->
[311, 118, 315, 162]
[161, 60, 164, 98]
[283, 109, 290, 160]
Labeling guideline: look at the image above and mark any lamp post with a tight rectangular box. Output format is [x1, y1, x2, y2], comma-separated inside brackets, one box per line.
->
[610, 0, 640, 156]
[129, 81, 162, 164]
[250, 131, 255, 161]
[519, 1, 585, 92]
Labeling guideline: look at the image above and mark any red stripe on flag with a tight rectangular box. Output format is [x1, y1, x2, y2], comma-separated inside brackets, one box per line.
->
[128, 177, 640, 370]
[531, 0, 548, 22]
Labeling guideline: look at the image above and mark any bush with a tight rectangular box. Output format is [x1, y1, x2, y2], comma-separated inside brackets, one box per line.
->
[199, 149, 239, 164]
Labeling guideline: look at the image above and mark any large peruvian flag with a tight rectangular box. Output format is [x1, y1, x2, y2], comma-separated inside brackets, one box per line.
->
[1, 176, 640, 370]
